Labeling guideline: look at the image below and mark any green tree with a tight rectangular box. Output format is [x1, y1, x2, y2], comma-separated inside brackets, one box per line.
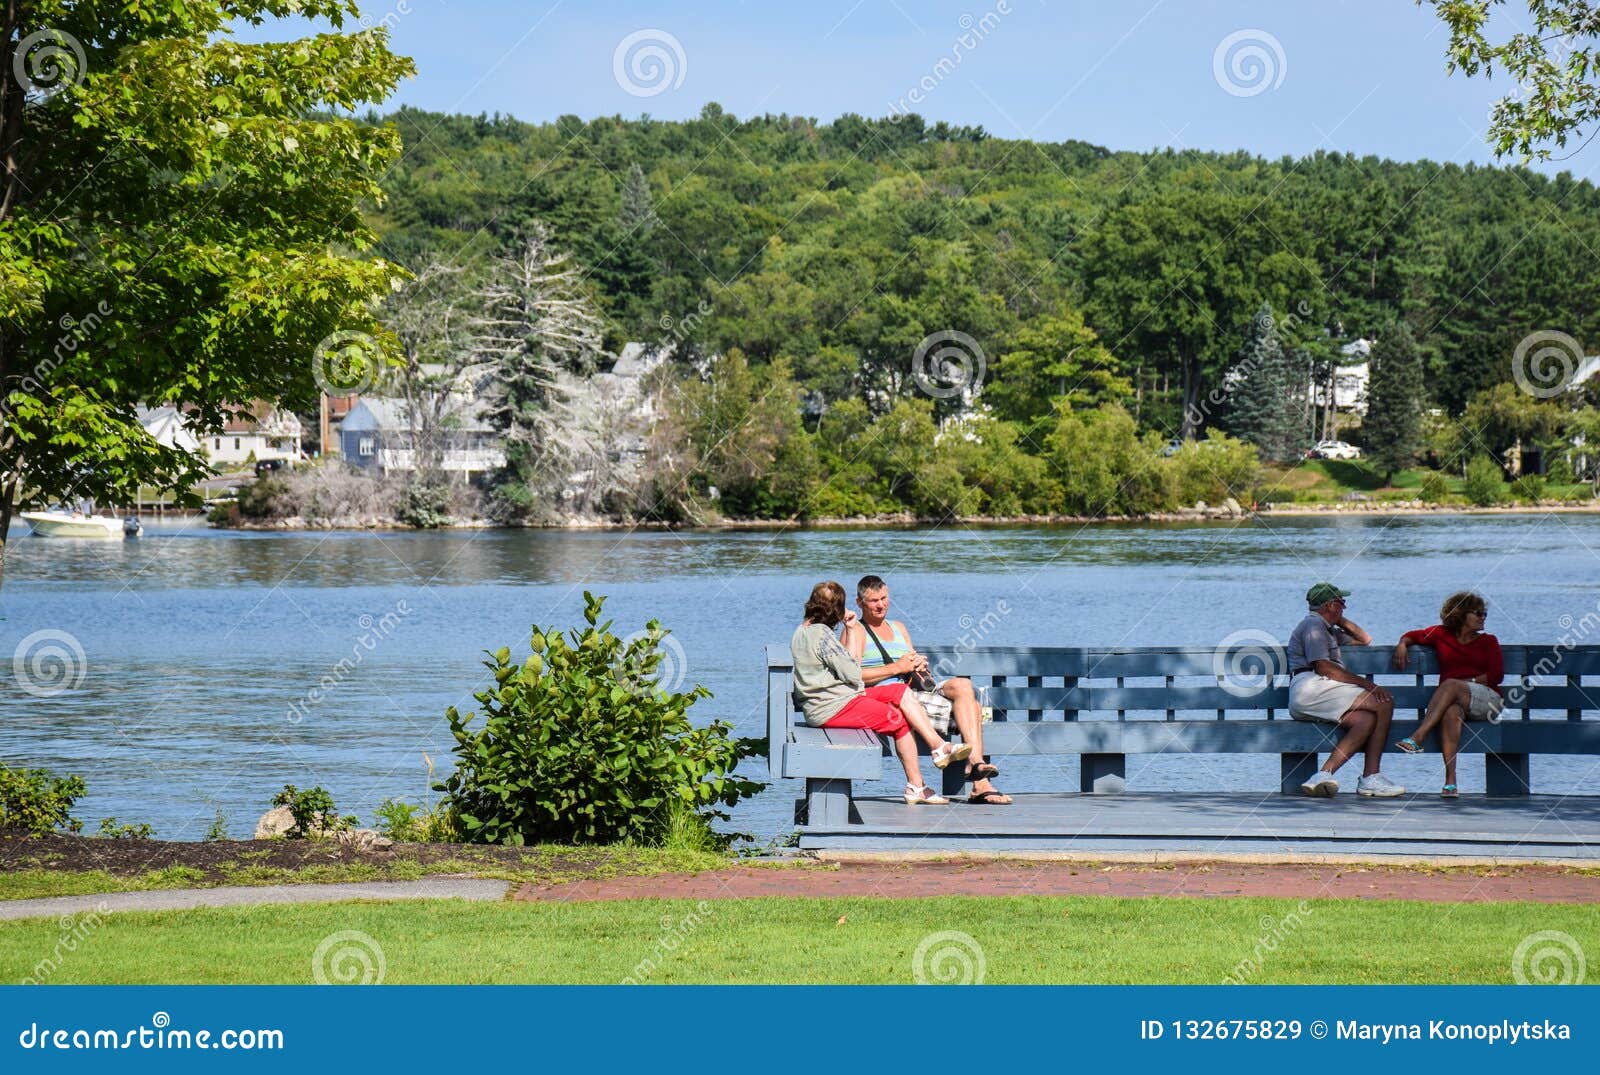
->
[986, 309, 1132, 436]
[1427, 0, 1600, 160]
[1363, 322, 1426, 481]
[0, 1, 414, 564]
[1045, 404, 1174, 516]
[1458, 382, 1568, 474]
[1081, 189, 1320, 440]
[651, 349, 805, 521]
[1223, 304, 1305, 465]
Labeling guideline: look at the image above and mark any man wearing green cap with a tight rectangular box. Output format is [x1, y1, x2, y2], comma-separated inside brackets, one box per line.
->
[1286, 582, 1405, 798]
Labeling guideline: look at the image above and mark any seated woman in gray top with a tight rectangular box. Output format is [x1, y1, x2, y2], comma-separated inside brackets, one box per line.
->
[790, 580, 970, 805]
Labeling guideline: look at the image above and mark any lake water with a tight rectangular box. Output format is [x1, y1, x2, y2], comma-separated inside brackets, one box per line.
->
[3, 513, 1598, 842]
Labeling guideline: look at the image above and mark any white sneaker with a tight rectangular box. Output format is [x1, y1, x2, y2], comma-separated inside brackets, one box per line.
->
[1300, 771, 1339, 797]
[1357, 773, 1406, 798]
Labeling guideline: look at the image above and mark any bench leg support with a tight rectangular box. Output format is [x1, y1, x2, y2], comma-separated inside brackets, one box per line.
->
[1485, 753, 1530, 797]
[1281, 752, 1319, 795]
[804, 778, 853, 827]
[940, 762, 970, 800]
[1081, 753, 1126, 794]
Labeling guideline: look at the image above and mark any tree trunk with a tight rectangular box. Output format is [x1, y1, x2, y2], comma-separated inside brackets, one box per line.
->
[0, 473, 16, 579]
[1179, 353, 1201, 440]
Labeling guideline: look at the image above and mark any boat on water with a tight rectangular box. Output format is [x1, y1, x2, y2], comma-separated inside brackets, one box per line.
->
[20, 510, 142, 538]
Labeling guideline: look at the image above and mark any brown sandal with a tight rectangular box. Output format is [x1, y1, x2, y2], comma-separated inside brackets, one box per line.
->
[966, 760, 1000, 780]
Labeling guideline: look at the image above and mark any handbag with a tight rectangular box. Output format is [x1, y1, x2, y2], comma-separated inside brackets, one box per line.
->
[862, 619, 938, 693]
[859, 621, 958, 735]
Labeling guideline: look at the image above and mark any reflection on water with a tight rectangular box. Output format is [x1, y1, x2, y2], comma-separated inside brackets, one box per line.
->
[3, 512, 1598, 840]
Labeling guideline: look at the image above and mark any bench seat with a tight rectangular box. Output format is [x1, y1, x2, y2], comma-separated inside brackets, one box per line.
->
[767, 643, 1600, 830]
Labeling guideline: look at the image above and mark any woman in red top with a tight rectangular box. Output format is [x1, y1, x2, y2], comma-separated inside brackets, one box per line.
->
[1390, 591, 1504, 797]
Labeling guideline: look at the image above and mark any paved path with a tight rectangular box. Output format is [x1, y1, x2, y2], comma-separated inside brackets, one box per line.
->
[515, 861, 1600, 904]
[0, 879, 511, 921]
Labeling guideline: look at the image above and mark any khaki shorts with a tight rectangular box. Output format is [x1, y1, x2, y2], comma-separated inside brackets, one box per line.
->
[1465, 681, 1505, 723]
[915, 688, 954, 735]
[1289, 672, 1372, 724]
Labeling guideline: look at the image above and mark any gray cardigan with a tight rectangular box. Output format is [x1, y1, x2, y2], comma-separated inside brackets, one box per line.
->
[789, 622, 864, 726]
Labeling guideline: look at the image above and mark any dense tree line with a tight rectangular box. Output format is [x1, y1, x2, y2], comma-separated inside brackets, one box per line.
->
[363, 104, 1600, 519]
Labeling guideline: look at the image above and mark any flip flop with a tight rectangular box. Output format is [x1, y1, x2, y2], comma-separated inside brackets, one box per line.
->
[966, 760, 1000, 780]
[967, 789, 1012, 805]
[1441, 784, 1459, 798]
[1395, 737, 1423, 754]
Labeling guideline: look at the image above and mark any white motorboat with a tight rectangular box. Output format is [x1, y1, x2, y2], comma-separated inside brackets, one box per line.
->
[20, 510, 135, 538]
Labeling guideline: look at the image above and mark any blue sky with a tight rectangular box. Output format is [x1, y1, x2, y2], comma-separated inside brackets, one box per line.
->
[278, 0, 1595, 179]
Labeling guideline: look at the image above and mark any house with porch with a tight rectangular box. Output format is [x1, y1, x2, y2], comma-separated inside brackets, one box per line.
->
[339, 397, 504, 477]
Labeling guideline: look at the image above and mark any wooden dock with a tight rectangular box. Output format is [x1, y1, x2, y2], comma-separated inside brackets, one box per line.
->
[799, 792, 1600, 859]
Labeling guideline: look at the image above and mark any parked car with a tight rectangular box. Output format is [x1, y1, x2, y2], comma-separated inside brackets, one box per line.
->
[1308, 440, 1363, 461]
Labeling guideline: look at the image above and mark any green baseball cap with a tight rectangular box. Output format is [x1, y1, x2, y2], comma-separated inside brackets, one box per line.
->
[1306, 582, 1351, 607]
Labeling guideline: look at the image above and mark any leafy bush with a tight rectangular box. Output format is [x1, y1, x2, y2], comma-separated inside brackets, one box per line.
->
[396, 480, 452, 528]
[0, 766, 86, 835]
[1509, 474, 1547, 503]
[270, 784, 356, 838]
[233, 475, 296, 519]
[1463, 456, 1506, 506]
[1169, 432, 1261, 506]
[97, 817, 155, 839]
[437, 592, 765, 846]
[1419, 472, 1450, 503]
[1046, 405, 1174, 516]
[375, 798, 459, 842]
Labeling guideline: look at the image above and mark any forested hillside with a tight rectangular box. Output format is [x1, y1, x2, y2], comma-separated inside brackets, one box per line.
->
[358, 104, 1600, 521]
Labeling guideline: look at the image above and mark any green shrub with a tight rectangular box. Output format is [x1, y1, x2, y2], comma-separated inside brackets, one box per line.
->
[1419, 472, 1450, 503]
[1462, 456, 1505, 507]
[0, 766, 86, 835]
[270, 784, 356, 838]
[1046, 405, 1174, 516]
[396, 481, 451, 528]
[1509, 474, 1546, 503]
[96, 817, 155, 839]
[376, 798, 459, 842]
[1545, 457, 1577, 486]
[233, 475, 295, 519]
[437, 592, 765, 846]
[1168, 432, 1262, 506]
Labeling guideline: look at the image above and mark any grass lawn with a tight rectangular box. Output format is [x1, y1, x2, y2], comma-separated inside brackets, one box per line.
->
[1260, 460, 1593, 505]
[3, 894, 1595, 984]
[0, 845, 739, 901]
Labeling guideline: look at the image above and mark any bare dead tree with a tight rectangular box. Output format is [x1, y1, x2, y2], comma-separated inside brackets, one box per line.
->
[470, 222, 606, 516]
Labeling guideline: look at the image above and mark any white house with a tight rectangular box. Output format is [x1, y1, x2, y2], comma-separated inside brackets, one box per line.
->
[137, 405, 201, 454]
[203, 403, 302, 467]
[1310, 338, 1371, 415]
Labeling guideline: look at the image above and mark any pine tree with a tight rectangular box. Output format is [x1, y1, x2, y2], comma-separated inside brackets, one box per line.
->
[1224, 304, 1304, 464]
[1364, 322, 1425, 482]
[620, 163, 657, 236]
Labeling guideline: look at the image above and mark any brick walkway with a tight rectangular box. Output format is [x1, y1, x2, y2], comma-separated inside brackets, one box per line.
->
[515, 859, 1600, 904]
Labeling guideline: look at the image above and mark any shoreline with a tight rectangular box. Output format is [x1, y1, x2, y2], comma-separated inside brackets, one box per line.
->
[208, 501, 1600, 534]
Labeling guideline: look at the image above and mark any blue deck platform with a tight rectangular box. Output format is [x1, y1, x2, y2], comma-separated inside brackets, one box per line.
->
[798, 791, 1600, 859]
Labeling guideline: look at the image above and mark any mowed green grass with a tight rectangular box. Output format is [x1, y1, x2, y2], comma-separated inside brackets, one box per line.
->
[4, 895, 1595, 984]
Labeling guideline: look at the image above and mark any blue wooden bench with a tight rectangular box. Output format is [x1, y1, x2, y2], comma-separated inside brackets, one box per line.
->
[765, 643, 1600, 827]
